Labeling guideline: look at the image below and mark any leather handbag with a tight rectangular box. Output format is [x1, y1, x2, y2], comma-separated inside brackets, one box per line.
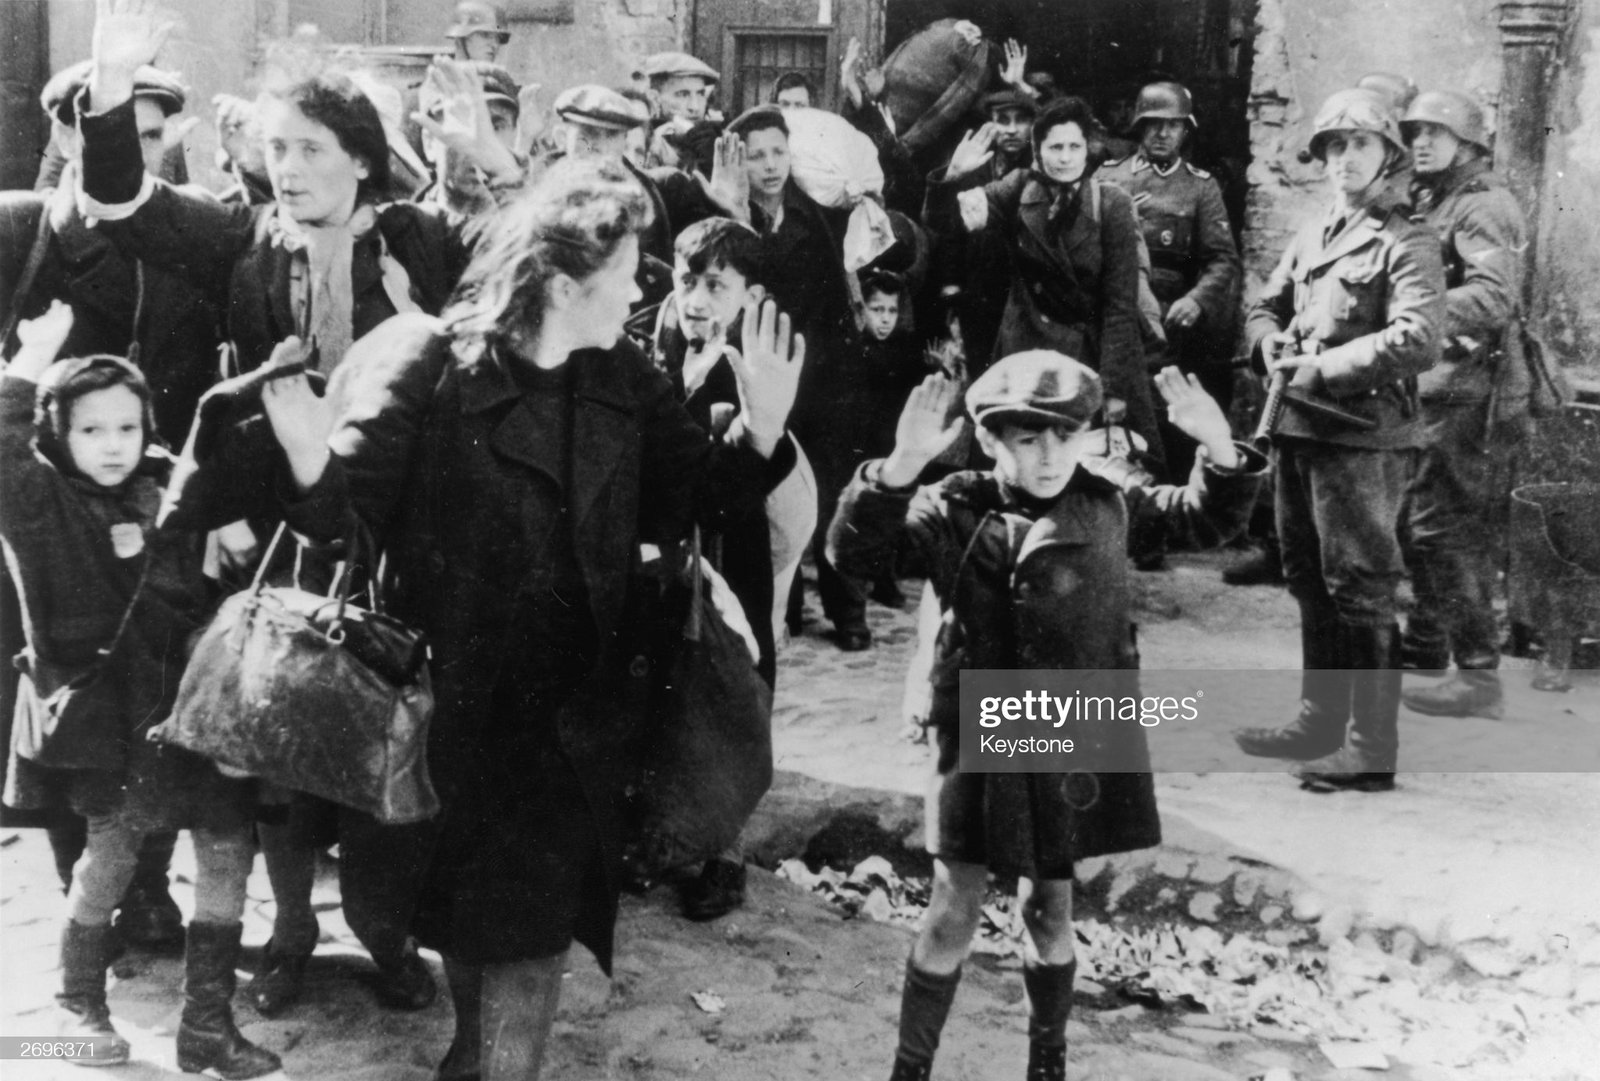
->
[151, 524, 439, 824]
[633, 527, 774, 872]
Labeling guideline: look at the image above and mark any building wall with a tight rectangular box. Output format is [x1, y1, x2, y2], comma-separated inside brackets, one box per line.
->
[1246, 0, 1600, 379]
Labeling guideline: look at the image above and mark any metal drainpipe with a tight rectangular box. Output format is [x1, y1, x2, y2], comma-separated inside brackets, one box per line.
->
[1494, 1, 1574, 311]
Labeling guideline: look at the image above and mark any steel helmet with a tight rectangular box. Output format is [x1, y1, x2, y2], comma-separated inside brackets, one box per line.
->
[1401, 90, 1490, 153]
[1307, 87, 1405, 161]
[1356, 72, 1419, 114]
[446, 0, 510, 43]
[1131, 81, 1197, 130]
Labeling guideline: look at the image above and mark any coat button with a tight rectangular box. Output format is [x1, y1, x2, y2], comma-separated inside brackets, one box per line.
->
[629, 655, 650, 678]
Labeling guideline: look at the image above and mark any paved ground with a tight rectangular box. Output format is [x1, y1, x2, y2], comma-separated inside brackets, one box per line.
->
[2, 549, 1598, 1080]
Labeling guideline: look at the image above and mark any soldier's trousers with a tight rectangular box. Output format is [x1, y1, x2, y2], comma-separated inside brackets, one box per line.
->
[1400, 400, 1516, 670]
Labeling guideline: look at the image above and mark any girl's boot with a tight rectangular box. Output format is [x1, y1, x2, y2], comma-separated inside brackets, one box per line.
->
[55, 920, 131, 1066]
[176, 922, 282, 1079]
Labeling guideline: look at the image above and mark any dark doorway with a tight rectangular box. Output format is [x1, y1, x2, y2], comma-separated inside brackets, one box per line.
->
[883, 0, 1257, 233]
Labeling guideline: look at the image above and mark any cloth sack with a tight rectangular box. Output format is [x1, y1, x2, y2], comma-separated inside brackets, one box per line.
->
[784, 107, 896, 272]
[880, 19, 992, 153]
[150, 525, 439, 825]
[634, 528, 774, 872]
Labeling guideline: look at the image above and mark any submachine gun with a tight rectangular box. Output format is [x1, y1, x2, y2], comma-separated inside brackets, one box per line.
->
[1250, 335, 1378, 451]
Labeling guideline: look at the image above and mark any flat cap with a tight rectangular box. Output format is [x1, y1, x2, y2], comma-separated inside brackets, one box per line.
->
[554, 84, 648, 131]
[41, 59, 187, 124]
[636, 51, 720, 85]
[979, 89, 1038, 117]
[966, 349, 1104, 430]
[421, 61, 519, 117]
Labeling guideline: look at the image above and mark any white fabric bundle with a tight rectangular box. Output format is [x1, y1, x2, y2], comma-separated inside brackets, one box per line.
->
[783, 107, 895, 272]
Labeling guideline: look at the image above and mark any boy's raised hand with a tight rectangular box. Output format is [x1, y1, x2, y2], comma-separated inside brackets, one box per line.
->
[699, 135, 750, 223]
[881, 375, 964, 488]
[7, 301, 76, 382]
[946, 124, 997, 181]
[260, 336, 335, 492]
[726, 298, 803, 457]
[1154, 366, 1239, 469]
[91, 0, 175, 112]
[414, 60, 522, 183]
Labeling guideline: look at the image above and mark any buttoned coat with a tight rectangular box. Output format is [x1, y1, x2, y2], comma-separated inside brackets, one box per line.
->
[1407, 159, 1525, 403]
[925, 169, 1161, 465]
[827, 450, 1264, 869]
[1244, 191, 1444, 449]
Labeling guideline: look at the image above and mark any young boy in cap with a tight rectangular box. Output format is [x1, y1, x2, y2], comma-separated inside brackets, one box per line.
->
[827, 354, 1265, 1081]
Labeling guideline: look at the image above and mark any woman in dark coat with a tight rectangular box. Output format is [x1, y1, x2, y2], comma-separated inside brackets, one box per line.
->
[925, 97, 1164, 472]
[254, 158, 804, 1081]
[75, 3, 527, 1015]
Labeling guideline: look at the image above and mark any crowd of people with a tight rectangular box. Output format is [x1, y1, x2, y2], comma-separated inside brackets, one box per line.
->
[0, 0, 1546, 1078]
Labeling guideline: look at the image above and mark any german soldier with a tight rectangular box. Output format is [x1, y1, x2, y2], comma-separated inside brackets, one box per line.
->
[1396, 90, 1527, 718]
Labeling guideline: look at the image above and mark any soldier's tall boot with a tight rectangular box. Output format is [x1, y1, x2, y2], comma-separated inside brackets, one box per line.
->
[1234, 595, 1350, 759]
[1298, 621, 1399, 792]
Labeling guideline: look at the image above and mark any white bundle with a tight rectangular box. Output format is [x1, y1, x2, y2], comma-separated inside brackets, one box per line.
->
[783, 107, 895, 271]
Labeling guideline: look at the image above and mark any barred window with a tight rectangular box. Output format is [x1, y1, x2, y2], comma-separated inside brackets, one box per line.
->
[729, 31, 830, 113]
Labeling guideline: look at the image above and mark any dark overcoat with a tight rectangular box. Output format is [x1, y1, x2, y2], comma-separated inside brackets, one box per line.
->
[925, 169, 1161, 463]
[200, 314, 795, 969]
[827, 450, 1264, 872]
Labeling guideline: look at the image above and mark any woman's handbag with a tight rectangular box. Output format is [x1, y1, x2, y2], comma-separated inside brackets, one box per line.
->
[150, 524, 439, 824]
[634, 528, 774, 872]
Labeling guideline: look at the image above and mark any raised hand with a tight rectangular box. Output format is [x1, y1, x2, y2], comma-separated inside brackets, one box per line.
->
[8, 301, 76, 382]
[726, 298, 804, 456]
[514, 82, 545, 157]
[213, 93, 266, 174]
[1001, 39, 1030, 89]
[260, 336, 335, 491]
[413, 60, 521, 182]
[841, 37, 865, 110]
[881, 375, 965, 487]
[1154, 366, 1238, 468]
[698, 135, 750, 222]
[946, 124, 997, 180]
[91, 0, 175, 111]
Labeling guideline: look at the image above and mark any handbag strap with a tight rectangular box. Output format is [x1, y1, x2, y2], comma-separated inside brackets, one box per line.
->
[2, 200, 56, 354]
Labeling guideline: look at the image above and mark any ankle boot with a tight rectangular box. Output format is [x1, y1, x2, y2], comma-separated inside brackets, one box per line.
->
[1402, 667, 1504, 719]
[177, 922, 282, 1079]
[891, 958, 961, 1078]
[115, 831, 184, 951]
[56, 920, 131, 1066]
[1023, 958, 1074, 1081]
[371, 938, 438, 1011]
[1235, 597, 1348, 759]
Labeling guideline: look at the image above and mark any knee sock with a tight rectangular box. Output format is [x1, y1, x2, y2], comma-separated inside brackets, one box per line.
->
[1023, 958, 1077, 1047]
[894, 957, 962, 1067]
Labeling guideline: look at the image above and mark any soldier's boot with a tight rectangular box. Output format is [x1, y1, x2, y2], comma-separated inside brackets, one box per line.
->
[1298, 622, 1399, 792]
[887, 958, 961, 1081]
[1401, 667, 1504, 719]
[1222, 536, 1285, 586]
[1023, 959, 1074, 1081]
[55, 920, 132, 1067]
[1403, 558, 1505, 718]
[1235, 597, 1349, 759]
[176, 922, 282, 1079]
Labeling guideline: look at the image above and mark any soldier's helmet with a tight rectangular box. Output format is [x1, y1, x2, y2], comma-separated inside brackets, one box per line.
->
[1401, 90, 1490, 154]
[1307, 87, 1406, 161]
[447, 0, 511, 44]
[1131, 81, 1197, 131]
[1356, 72, 1419, 114]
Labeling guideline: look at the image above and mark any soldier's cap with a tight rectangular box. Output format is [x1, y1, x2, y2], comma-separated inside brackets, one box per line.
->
[421, 62, 519, 117]
[447, 0, 511, 43]
[42, 60, 187, 125]
[966, 350, 1105, 431]
[980, 89, 1038, 117]
[554, 84, 649, 132]
[636, 51, 720, 86]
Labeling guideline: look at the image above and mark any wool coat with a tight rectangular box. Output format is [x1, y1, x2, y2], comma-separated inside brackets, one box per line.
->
[177, 313, 796, 969]
[826, 448, 1265, 873]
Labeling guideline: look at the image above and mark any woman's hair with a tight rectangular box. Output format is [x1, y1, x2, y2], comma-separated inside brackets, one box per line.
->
[445, 158, 653, 364]
[33, 355, 157, 469]
[769, 72, 815, 104]
[1032, 97, 1107, 161]
[257, 42, 392, 201]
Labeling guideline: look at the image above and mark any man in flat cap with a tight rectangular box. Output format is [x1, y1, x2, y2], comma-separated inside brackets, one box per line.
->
[827, 356, 1263, 1081]
[446, 0, 512, 65]
[1, 55, 224, 954]
[639, 51, 724, 175]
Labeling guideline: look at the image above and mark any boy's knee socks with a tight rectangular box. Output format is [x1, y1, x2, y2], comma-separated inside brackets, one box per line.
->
[895, 956, 963, 1066]
[1023, 958, 1077, 1047]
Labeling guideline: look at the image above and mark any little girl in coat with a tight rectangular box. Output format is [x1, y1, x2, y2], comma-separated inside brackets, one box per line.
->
[0, 302, 276, 1078]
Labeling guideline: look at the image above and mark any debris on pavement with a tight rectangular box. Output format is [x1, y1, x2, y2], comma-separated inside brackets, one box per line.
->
[690, 990, 726, 1015]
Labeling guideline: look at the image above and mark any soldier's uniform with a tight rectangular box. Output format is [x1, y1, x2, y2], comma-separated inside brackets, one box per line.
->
[1233, 88, 1444, 791]
[1397, 93, 1527, 717]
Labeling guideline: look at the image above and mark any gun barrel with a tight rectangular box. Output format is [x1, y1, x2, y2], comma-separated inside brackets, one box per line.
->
[1252, 369, 1289, 451]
